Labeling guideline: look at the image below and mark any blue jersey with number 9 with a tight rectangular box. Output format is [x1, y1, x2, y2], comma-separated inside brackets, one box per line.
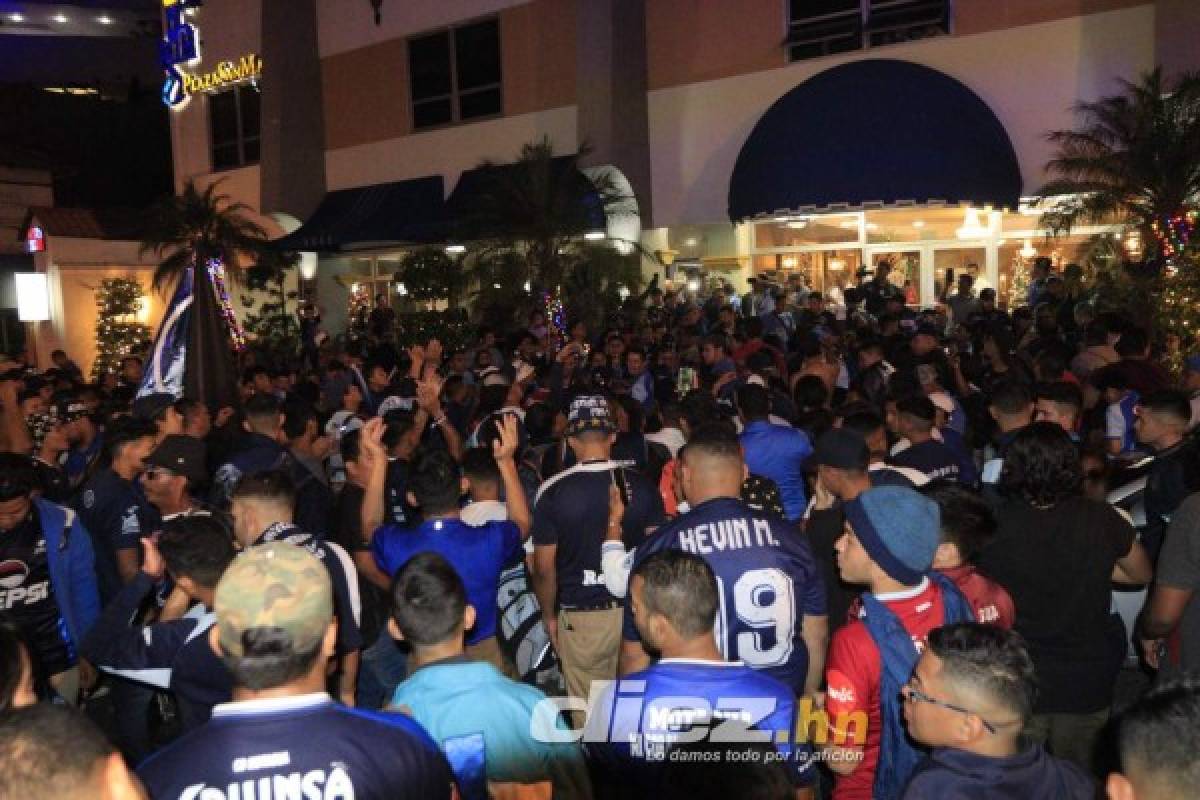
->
[623, 497, 827, 693]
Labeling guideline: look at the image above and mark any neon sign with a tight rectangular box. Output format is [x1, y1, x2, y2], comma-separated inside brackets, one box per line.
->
[182, 54, 263, 95]
[160, 1, 263, 111]
[159, 0, 202, 109]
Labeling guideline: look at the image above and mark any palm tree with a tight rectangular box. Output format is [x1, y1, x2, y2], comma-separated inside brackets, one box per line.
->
[454, 137, 642, 327]
[140, 179, 280, 408]
[1038, 68, 1200, 261]
[141, 179, 276, 290]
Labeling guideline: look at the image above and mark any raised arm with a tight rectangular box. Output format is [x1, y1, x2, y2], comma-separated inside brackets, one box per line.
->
[492, 413, 530, 539]
[358, 417, 388, 542]
[418, 376, 462, 462]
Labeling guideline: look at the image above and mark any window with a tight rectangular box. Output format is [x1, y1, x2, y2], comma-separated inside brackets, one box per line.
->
[209, 84, 260, 171]
[788, 0, 950, 62]
[409, 18, 502, 130]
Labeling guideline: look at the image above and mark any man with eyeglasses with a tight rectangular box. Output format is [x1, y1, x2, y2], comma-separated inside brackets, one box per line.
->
[900, 623, 1094, 798]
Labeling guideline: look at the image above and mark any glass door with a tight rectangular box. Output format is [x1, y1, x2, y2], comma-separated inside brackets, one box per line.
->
[929, 246, 987, 304]
[865, 246, 923, 306]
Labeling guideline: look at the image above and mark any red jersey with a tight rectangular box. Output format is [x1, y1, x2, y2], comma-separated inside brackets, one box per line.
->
[939, 564, 1015, 630]
[824, 579, 948, 800]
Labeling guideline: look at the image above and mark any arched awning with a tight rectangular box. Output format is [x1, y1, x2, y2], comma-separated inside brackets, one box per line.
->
[728, 59, 1022, 222]
[272, 175, 447, 253]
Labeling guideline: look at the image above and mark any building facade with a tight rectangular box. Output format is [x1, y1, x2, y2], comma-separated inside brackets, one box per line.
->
[167, 0, 1200, 331]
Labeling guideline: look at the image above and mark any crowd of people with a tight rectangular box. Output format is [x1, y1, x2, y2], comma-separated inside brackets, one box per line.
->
[1, 257, 1199, 799]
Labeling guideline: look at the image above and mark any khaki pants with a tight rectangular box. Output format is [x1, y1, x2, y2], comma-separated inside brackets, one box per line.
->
[557, 607, 623, 713]
[1024, 709, 1109, 775]
[466, 635, 516, 679]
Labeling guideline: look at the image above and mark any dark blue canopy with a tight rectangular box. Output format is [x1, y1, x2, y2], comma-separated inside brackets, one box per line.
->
[272, 175, 447, 253]
[728, 59, 1022, 222]
[446, 155, 607, 240]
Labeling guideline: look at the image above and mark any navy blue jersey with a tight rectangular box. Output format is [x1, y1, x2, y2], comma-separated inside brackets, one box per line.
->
[73, 468, 158, 604]
[82, 572, 231, 732]
[888, 439, 962, 484]
[533, 461, 666, 609]
[137, 693, 456, 800]
[583, 659, 814, 791]
[624, 497, 826, 692]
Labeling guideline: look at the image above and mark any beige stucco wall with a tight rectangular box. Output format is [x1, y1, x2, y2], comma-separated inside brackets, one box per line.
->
[645, 3, 1158, 227]
[28, 237, 164, 374]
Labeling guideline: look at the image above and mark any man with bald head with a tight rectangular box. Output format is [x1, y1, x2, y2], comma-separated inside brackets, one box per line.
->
[617, 423, 828, 698]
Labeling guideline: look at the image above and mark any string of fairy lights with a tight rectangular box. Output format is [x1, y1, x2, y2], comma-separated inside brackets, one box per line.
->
[205, 257, 247, 351]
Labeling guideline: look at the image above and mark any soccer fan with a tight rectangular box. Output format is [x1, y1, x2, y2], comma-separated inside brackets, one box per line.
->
[131, 392, 184, 443]
[363, 414, 528, 673]
[975, 423, 1152, 772]
[82, 514, 236, 731]
[138, 434, 209, 519]
[980, 379, 1035, 491]
[736, 382, 814, 522]
[823, 485, 975, 800]
[74, 415, 159, 604]
[0, 453, 98, 706]
[901, 623, 1094, 798]
[1096, 368, 1142, 458]
[229, 469, 362, 705]
[920, 482, 1014, 629]
[620, 424, 827, 698]
[587, 549, 813, 797]
[0, 704, 148, 800]
[388, 552, 590, 798]
[211, 393, 331, 537]
[137, 542, 455, 799]
[1134, 389, 1195, 560]
[1107, 680, 1200, 800]
[1034, 380, 1083, 439]
[887, 396, 962, 483]
[1139, 493, 1200, 676]
[532, 395, 665, 708]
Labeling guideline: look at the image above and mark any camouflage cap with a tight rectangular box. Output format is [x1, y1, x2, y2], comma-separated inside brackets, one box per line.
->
[215, 542, 332, 658]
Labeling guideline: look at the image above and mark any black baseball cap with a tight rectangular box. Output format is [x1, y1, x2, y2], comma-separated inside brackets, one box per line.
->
[132, 393, 176, 422]
[813, 428, 870, 471]
[144, 435, 208, 484]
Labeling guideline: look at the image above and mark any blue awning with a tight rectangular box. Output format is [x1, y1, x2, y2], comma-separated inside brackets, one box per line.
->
[272, 175, 447, 253]
[445, 155, 606, 240]
[728, 59, 1022, 222]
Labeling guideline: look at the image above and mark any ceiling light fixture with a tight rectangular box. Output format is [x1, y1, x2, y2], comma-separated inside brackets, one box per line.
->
[8, 13, 25, 22]
[97, 15, 113, 25]
[956, 207, 991, 240]
[51, 13, 68, 23]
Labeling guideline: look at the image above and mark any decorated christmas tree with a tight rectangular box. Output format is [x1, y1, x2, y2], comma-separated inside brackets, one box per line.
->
[91, 277, 151, 379]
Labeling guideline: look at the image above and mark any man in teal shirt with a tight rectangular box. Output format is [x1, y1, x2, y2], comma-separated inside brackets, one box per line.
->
[389, 552, 591, 799]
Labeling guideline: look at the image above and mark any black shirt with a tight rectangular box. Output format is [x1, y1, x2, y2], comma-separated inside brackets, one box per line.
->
[532, 462, 666, 609]
[385, 458, 419, 527]
[976, 496, 1135, 713]
[0, 506, 73, 673]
